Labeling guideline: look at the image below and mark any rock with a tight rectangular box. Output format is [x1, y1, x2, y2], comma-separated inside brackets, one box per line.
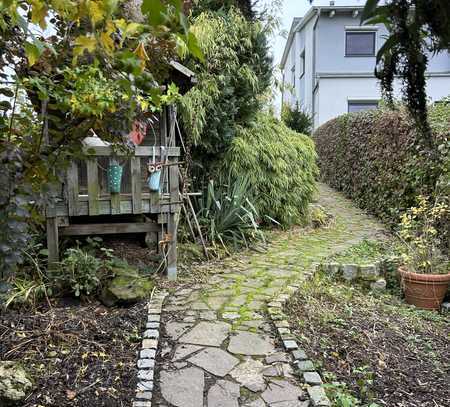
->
[360, 264, 378, 280]
[172, 344, 203, 361]
[228, 331, 275, 356]
[283, 340, 298, 350]
[179, 321, 231, 347]
[303, 371, 322, 385]
[265, 352, 290, 364]
[187, 347, 239, 377]
[342, 264, 358, 281]
[0, 361, 33, 404]
[100, 266, 153, 306]
[327, 263, 340, 274]
[295, 360, 315, 372]
[291, 349, 308, 361]
[242, 397, 265, 407]
[261, 379, 304, 404]
[160, 367, 204, 407]
[207, 380, 240, 407]
[442, 302, 450, 313]
[307, 385, 330, 406]
[165, 322, 192, 340]
[229, 358, 266, 392]
[370, 278, 387, 290]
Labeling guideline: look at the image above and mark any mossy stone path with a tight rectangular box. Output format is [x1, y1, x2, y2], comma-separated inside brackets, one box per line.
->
[154, 184, 386, 406]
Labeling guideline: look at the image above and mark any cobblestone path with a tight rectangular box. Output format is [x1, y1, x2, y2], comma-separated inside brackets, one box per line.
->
[152, 184, 386, 406]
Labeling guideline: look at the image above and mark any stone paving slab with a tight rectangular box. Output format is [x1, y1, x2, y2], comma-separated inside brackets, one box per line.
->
[153, 184, 387, 406]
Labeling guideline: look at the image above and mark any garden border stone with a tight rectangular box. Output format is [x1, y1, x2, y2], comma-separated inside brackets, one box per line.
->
[266, 271, 332, 407]
[133, 290, 168, 407]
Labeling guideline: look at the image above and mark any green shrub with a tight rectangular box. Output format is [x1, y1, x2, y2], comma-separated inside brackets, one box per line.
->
[196, 175, 264, 252]
[314, 104, 450, 245]
[56, 248, 102, 296]
[281, 102, 313, 136]
[225, 114, 318, 226]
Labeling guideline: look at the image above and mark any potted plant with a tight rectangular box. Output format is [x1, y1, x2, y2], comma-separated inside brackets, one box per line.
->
[397, 195, 450, 310]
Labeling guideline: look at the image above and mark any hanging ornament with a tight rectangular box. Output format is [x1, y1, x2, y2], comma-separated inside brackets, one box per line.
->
[147, 146, 163, 192]
[108, 158, 123, 194]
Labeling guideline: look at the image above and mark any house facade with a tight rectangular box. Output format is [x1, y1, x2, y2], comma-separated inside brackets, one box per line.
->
[280, 1, 450, 129]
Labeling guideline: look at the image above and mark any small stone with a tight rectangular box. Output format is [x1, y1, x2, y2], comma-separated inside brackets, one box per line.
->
[133, 401, 152, 407]
[307, 385, 331, 406]
[328, 263, 340, 274]
[274, 320, 290, 328]
[277, 327, 291, 335]
[222, 312, 240, 320]
[140, 349, 156, 359]
[147, 308, 161, 314]
[228, 331, 275, 356]
[137, 381, 154, 391]
[283, 340, 298, 350]
[261, 379, 304, 404]
[266, 352, 290, 364]
[292, 349, 308, 361]
[146, 322, 160, 329]
[229, 358, 266, 392]
[207, 379, 240, 407]
[303, 371, 323, 385]
[165, 322, 192, 340]
[268, 301, 282, 307]
[179, 321, 231, 347]
[138, 359, 155, 369]
[342, 264, 358, 281]
[295, 360, 315, 372]
[172, 344, 203, 361]
[142, 339, 157, 349]
[148, 314, 161, 322]
[199, 310, 217, 320]
[370, 278, 387, 290]
[187, 347, 239, 377]
[160, 367, 204, 407]
[442, 302, 450, 313]
[144, 329, 159, 339]
[135, 391, 152, 400]
[262, 363, 283, 377]
[138, 370, 154, 381]
[360, 264, 378, 279]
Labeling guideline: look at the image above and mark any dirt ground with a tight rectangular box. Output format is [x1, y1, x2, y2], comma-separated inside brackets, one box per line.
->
[0, 299, 146, 407]
[285, 277, 450, 407]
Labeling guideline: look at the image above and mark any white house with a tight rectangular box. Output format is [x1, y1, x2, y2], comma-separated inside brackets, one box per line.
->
[280, 0, 450, 129]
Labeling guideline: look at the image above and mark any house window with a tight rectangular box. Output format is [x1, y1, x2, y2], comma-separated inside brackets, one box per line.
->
[300, 50, 305, 78]
[345, 31, 376, 56]
[348, 100, 379, 113]
[291, 66, 296, 87]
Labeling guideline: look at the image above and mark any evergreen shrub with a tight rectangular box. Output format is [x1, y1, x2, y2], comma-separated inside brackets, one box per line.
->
[226, 113, 318, 227]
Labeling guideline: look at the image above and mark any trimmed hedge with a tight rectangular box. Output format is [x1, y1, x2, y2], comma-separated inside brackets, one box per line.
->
[225, 113, 318, 227]
[314, 106, 450, 226]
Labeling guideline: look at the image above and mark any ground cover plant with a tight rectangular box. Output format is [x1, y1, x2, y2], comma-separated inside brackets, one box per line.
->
[285, 273, 450, 407]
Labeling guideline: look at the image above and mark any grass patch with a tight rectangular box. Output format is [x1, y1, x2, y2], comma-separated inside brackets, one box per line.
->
[327, 239, 398, 264]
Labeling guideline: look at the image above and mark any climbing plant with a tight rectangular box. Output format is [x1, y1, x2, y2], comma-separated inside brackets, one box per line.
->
[362, 0, 450, 147]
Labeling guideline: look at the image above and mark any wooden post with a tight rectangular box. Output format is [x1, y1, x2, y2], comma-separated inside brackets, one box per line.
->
[87, 158, 100, 215]
[167, 212, 178, 280]
[46, 217, 59, 266]
[66, 161, 79, 216]
[131, 156, 142, 213]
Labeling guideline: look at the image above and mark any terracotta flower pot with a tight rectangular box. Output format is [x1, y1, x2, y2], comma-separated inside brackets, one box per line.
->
[398, 266, 450, 310]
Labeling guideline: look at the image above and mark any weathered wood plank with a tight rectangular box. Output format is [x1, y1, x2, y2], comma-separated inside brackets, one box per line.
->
[46, 217, 59, 265]
[86, 158, 100, 215]
[60, 222, 159, 236]
[67, 162, 79, 216]
[110, 193, 121, 214]
[131, 157, 142, 213]
[84, 146, 180, 157]
[167, 212, 178, 280]
[169, 162, 179, 213]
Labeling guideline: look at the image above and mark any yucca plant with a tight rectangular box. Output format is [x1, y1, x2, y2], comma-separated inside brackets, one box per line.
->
[196, 176, 265, 253]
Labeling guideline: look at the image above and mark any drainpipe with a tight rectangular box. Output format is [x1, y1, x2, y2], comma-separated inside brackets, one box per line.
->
[312, 8, 321, 128]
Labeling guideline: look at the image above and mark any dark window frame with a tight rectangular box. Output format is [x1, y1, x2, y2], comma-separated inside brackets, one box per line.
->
[348, 100, 379, 113]
[345, 31, 376, 57]
[300, 50, 305, 78]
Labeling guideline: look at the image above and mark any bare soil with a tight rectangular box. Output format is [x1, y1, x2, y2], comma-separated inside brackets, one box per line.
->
[0, 300, 146, 407]
[285, 279, 450, 407]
